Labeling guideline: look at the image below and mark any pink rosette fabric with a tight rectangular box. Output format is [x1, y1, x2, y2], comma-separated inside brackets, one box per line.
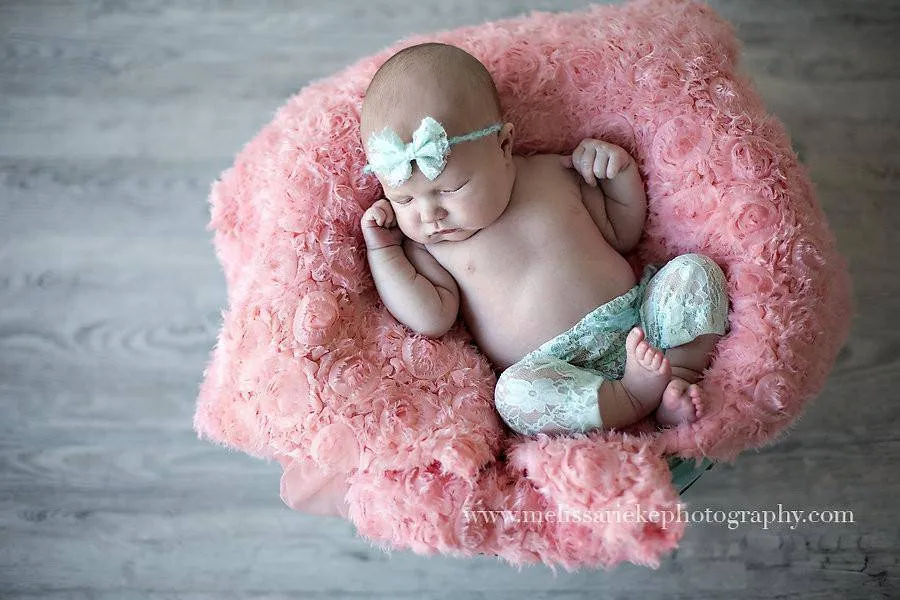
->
[194, 0, 852, 570]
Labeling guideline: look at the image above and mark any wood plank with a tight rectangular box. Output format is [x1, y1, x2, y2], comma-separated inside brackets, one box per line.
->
[1, 0, 898, 598]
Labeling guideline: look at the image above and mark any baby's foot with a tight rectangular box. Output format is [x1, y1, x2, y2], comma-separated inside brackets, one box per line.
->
[621, 327, 671, 413]
[655, 377, 704, 427]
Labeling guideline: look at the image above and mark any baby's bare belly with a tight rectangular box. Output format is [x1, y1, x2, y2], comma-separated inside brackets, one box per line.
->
[459, 242, 637, 372]
[428, 153, 639, 372]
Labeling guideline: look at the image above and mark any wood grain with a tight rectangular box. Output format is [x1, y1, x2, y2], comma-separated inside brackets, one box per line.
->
[1, 0, 898, 598]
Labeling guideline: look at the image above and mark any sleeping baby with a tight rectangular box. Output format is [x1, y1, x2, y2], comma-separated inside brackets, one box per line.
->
[359, 43, 730, 435]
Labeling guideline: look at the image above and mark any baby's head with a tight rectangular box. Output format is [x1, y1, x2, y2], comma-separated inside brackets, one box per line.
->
[361, 43, 516, 245]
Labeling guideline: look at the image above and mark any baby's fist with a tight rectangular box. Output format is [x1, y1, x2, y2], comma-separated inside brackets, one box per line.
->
[561, 139, 633, 187]
[361, 198, 404, 250]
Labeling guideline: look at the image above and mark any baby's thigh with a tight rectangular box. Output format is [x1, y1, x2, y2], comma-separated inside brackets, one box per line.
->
[494, 354, 606, 436]
[640, 253, 729, 349]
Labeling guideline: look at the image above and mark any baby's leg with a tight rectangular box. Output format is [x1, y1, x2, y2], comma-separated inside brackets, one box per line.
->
[655, 333, 721, 426]
[640, 253, 730, 426]
[494, 328, 671, 435]
[494, 355, 607, 435]
[666, 333, 721, 384]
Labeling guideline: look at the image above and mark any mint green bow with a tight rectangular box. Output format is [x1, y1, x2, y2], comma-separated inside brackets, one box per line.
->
[363, 117, 502, 187]
[364, 117, 450, 187]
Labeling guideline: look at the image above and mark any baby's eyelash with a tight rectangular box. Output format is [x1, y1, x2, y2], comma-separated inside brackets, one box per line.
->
[389, 180, 469, 203]
[443, 180, 470, 193]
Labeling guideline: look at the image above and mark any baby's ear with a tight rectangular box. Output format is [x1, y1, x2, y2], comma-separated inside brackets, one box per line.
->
[499, 122, 515, 158]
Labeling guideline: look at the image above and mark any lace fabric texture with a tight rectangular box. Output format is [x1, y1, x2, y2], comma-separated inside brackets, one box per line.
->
[494, 254, 730, 435]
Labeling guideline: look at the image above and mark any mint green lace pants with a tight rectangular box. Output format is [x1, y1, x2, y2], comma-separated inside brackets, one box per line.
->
[494, 253, 729, 436]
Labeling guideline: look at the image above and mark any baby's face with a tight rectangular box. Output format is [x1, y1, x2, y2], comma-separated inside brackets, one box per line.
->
[374, 123, 516, 246]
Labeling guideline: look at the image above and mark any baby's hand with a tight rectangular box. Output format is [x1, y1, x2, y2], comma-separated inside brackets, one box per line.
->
[361, 198, 405, 250]
[561, 139, 633, 187]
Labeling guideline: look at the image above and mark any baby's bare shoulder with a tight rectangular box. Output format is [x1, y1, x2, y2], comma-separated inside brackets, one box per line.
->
[515, 152, 567, 171]
[515, 152, 577, 184]
[519, 151, 566, 163]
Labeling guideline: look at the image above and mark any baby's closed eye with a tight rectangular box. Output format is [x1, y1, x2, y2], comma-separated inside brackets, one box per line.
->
[389, 179, 470, 203]
[442, 179, 470, 193]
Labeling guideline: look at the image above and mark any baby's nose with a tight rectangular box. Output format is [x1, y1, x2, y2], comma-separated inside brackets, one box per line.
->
[420, 203, 448, 222]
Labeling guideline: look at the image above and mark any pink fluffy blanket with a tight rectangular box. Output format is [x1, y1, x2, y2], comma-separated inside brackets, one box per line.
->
[194, 0, 852, 570]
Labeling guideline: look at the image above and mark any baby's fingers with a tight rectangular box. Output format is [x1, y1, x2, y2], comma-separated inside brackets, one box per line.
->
[362, 205, 387, 228]
[606, 152, 631, 178]
[593, 152, 611, 182]
[375, 208, 387, 227]
[379, 201, 396, 226]
[577, 145, 599, 187]
[382, 208, 396, 228]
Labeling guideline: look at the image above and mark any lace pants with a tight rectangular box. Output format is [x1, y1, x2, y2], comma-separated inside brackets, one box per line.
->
[494, 254, 729, 436]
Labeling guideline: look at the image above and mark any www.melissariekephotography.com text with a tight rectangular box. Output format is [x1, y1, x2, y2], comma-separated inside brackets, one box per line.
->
[462, 503, 855, 531]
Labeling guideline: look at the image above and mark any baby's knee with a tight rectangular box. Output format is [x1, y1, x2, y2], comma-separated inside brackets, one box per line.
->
[493, 360, 604, 436]
[494, 367, 538, 435]
[668, 253, 726, 286]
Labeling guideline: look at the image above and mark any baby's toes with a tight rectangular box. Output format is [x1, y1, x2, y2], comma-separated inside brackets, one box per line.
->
[642, 346, 660, 371]
[626, 327, 644, 353]
[658, 354, 671, 377]
[634, 340, 647, 363]
[689, 384, 704, 417]
[649, 348, 665, 371]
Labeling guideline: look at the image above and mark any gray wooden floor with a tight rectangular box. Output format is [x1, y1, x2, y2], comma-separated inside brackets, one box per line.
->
[1, 0, 898, 598]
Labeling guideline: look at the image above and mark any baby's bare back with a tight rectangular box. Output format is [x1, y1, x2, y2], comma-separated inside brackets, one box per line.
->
[426, 154, 637, 371]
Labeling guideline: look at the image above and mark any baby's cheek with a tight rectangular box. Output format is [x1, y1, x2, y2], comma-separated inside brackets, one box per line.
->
[397, 216, 423, 241]
[397, 213, 416, 230]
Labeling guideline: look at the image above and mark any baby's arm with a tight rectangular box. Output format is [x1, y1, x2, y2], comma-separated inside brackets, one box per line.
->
[362, 201, 459, 337]
[563, 140, 647, 253]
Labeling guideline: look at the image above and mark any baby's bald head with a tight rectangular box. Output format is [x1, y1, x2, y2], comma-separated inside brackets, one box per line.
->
[359, 45, 517, 245]
[361, 43, 503, 142]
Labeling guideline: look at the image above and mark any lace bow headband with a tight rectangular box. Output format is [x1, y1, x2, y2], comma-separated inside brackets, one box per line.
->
[363, 116, 502, 187]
